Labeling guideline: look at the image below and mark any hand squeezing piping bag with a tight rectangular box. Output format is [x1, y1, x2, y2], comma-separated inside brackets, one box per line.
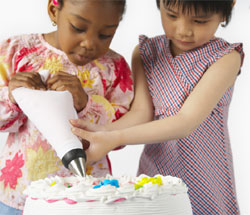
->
[12, 70, 87, 177]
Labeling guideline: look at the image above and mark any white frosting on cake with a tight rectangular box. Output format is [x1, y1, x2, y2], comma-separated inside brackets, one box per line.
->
[23, 174, 193, 215]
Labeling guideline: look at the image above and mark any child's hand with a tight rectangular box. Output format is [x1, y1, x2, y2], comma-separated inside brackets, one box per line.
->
[70, 119, 106, 132]
[8, 72, 46, 104]
[47, 71, 88, 112]
[71, 127, 119, 163]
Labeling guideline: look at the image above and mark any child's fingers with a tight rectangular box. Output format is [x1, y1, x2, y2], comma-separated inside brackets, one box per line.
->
[70, 119, 85, 127]
[71, 127, 90, 141]
[70, 119, 92, 130]
[85, 144, 102, 163]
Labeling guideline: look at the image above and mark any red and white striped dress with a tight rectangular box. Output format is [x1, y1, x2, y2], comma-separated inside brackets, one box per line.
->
[138, 35, 244, 215]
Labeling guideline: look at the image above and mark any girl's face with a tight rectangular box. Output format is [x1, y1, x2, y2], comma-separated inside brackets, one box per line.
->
[50, 0, 122, 65]
[160, 1, 224, 57]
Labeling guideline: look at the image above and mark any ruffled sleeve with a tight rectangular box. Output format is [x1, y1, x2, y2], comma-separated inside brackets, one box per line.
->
[0, 36, 27, 132]
[138, 35, 153, 76]
[228, 43, 244, 73]
[211, 39, 244, 108]
[206, 38, 244, 74]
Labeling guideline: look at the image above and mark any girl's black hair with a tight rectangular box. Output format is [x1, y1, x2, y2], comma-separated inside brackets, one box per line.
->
[57, 0, 126, 16]
[156, 0, 234, 26]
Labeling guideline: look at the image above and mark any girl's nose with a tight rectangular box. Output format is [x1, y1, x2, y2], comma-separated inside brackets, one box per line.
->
[176, 20, 193, 38]
[80, 35, 95, 51]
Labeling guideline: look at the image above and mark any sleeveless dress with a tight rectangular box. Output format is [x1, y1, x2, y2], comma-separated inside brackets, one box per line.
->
[0, 34, 134, 210]
[138, 35, 244, 215]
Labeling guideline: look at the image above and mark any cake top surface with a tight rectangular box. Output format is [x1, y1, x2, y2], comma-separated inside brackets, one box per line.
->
[24, 174, 188, 204]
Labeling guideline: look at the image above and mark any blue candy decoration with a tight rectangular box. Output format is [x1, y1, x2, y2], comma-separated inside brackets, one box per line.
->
[93, 179, 119, 189]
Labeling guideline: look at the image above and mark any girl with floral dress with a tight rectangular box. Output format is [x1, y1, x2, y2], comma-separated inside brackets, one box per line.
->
[0, 0, 135, 214]
[71, 0, 244, 214]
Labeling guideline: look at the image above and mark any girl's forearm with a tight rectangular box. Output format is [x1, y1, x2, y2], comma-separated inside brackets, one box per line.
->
[105, 108, 153, 131]
[115, 113, 192, 146]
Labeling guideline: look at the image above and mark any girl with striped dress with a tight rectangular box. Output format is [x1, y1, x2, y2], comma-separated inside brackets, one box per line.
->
[71, 0, 244, 214]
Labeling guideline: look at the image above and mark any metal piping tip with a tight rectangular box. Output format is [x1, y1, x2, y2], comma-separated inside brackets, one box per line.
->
[68, 157, 86, 177]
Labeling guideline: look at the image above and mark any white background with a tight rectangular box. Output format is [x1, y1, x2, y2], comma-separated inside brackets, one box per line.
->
[0, 0, 249, 214]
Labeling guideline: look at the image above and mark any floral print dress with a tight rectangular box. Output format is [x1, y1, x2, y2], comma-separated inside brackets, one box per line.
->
[0, 34, 134, 210]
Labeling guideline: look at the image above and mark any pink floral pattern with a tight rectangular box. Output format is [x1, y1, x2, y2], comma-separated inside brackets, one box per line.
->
[112, 58, 133, 93]
[14, 47, 41, 73]
[0, 153, 24, 189]
[0, 34, 134, 210]
[113, 109, 125, 122]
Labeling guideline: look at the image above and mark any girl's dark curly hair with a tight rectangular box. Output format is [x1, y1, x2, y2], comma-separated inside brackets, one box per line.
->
[57, 0, 126, 16]
[156, 0, 234, 26]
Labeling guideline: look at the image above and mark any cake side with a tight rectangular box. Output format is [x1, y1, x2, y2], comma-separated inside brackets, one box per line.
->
[23, 174, 193, 215]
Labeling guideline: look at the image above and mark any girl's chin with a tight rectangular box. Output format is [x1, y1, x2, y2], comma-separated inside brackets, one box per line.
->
[68, 55, 91, 66]
[171, 42, 197, 55]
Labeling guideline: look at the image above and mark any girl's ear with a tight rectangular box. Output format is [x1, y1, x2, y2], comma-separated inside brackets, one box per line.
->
[232, 0, 236, 6]
[48, 0, 59, 25]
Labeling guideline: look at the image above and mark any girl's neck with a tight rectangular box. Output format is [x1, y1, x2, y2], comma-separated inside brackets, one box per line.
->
[43, 32, 59, 50]
[169, 40, 184, 57]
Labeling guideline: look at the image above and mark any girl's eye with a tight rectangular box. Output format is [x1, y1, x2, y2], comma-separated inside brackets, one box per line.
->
[71, 24, 86, 33]
[194, 20, 208, 24]
[167, 13, 177, 19]
[99, 34, 112, 40]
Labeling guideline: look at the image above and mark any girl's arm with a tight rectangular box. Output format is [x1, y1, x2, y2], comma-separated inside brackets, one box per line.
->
[0, 37, 28, 133]
[72, 49, 241, 162]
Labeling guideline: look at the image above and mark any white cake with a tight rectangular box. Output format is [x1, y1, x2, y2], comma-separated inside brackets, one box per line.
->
[23, 174, 193, 215]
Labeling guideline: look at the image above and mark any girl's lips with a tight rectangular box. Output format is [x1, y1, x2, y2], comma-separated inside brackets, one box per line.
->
[175, 39, 194, 46]
[75, 54, 93, 63]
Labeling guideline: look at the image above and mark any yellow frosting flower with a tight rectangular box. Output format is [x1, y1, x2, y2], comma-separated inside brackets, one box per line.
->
[135, 176, 163, 190]
[26, 146, 60, 180]
[50, 181, 57, 186]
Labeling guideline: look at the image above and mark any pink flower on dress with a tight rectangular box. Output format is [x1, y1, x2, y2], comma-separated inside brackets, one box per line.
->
[112, 58, 133, 93]
[113, 109, 125, 121]
[0, 152, 24, 189]
[18, 62, 34, 73]
[14, 47, 40, 73]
